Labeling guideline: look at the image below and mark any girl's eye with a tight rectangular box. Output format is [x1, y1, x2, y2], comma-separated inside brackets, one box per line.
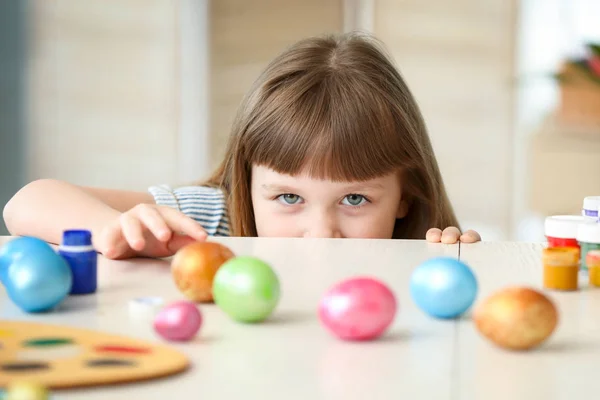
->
[343, 194, 367, 206]
[277, 194, 302, 205]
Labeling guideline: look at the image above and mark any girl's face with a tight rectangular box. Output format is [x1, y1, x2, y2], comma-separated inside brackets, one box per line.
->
[250, 164, 408, 239]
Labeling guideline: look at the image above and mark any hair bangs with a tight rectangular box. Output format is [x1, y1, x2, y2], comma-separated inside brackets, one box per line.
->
[243, 73, 411, 182]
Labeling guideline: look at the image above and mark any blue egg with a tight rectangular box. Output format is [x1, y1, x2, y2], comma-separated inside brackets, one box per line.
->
[4, 248, 73, 313]
[410, 257, 478, 319]
[0, 237, 58, 284]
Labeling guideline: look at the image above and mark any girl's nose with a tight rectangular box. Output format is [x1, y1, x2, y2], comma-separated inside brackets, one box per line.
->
[303, 214, 342, 238]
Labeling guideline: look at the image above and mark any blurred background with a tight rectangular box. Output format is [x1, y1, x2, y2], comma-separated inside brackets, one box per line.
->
[0, 0, 599, 240]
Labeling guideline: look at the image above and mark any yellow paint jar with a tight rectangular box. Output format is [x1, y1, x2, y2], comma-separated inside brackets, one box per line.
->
[587, 250, 600, 287]
[543, 247, 579, 291]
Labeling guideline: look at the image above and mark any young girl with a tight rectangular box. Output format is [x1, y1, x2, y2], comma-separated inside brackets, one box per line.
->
[3, 32, 480, 260]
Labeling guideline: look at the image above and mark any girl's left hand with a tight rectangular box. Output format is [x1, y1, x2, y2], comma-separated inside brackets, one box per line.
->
[426, 227, 481, 244]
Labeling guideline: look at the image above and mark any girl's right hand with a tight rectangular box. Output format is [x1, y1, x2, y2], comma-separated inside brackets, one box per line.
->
[96, 204, 208, 259]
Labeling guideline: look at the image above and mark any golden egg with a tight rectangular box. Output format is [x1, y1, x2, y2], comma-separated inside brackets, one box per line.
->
[473, 286, 558, 351]
[171, 241, 235, 302]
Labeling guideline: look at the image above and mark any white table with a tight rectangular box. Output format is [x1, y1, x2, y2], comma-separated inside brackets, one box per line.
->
[0, 237, 594, 400]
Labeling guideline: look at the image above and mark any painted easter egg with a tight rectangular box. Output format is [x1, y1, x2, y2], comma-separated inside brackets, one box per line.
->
[171, 241, 235, 303]
[0, 237, 58, 284]
[410, 257, 478, 319]
[153, 300, 202, 341]
[212, 256, 280, 323]
[4, 248, 72, 313]
[473, 286, 558, 350]
[318, 277, 397, 341]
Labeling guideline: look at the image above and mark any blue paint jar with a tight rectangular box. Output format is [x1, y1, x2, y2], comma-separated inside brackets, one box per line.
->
[58, 229, 97, 295]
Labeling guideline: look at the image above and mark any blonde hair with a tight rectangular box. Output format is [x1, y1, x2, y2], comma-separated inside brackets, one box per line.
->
[203, 31, 459, 238]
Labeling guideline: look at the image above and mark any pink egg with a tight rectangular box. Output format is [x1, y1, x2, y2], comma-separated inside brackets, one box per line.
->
[318, 277, 397, 341]
[153, 300, 202, 341]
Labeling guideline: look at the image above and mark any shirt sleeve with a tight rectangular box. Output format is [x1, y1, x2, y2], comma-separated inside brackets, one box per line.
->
[148, 184, 230, 237]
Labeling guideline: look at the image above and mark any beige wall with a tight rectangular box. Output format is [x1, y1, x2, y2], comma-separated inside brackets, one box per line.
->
[208, 0, 344, 167]
[374, 0, 518, 239]
[528, 118, 600, 216]
[27, 0, 180, 191]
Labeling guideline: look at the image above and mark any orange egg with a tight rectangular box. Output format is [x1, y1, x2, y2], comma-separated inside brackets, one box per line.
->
[473, 286, 558, 351]
[171, 242, 235, 303]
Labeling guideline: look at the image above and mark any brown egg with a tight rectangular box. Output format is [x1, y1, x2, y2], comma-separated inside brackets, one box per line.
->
[473, 286, 558, 351]
[171, 242, 235, 302]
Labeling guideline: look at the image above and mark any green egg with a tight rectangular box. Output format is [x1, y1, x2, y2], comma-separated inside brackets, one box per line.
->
[212, 256, 280, 323]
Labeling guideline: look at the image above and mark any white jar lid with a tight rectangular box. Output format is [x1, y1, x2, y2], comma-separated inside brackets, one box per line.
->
[128, 296, 165, 321]
[545, 215, 585, 239]
[583, 196, 600, 211]
[577, 222, 600, 244]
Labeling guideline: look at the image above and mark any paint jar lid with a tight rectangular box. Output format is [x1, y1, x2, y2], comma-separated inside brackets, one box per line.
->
[583, 196, 600, 212]
[577, 222, 600, 244]
[62, 230, 92, 246]
[545, 215, 585, 239]
[129, 297, 165, 321]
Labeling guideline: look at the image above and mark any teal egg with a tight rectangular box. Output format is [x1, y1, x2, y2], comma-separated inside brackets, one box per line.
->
[0, 237, 58, 284]
[212, 256, 280, 323]
[2, 238, 72, 313]
[410, 257, 478, 319]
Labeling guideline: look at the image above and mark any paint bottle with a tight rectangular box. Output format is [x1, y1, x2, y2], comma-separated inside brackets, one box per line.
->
[58, 229, 97, 295]
[542, 247, 579, 291]
[576, 222, 600, 271]
[544, 215, 584, 249]
[587, 250, 600, 287]
[582, 196, 600, 222]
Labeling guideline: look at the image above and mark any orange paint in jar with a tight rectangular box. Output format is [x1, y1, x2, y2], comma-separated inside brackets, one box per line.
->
[587, 250, 600, 287]
[542, 247, 579, 291]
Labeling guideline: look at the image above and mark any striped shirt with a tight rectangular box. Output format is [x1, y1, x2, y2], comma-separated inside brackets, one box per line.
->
[148, 185, 231, 236]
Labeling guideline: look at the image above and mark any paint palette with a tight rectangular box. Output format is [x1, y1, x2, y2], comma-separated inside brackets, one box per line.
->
[0, 321, 189, 389]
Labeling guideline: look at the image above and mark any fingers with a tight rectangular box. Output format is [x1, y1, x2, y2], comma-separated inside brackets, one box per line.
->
[460, 229, 481, 243]
[427, 227, 482, 244]
[120, 213, 146, 251]
[157, 206, 208, 241]
[167, 233, 199, 254]
[138, 205, 172, 242]
[127, 203, 207, 243]
[97, 220, 130, 259]
[98, 204, 208, 259]
[441, 226, 461, 244]
[426, 228, 442, 243]
[426, 227, 461, 244]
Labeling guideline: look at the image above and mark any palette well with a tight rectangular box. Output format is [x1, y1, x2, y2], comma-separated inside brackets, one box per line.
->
[0, 321, 189, 389]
